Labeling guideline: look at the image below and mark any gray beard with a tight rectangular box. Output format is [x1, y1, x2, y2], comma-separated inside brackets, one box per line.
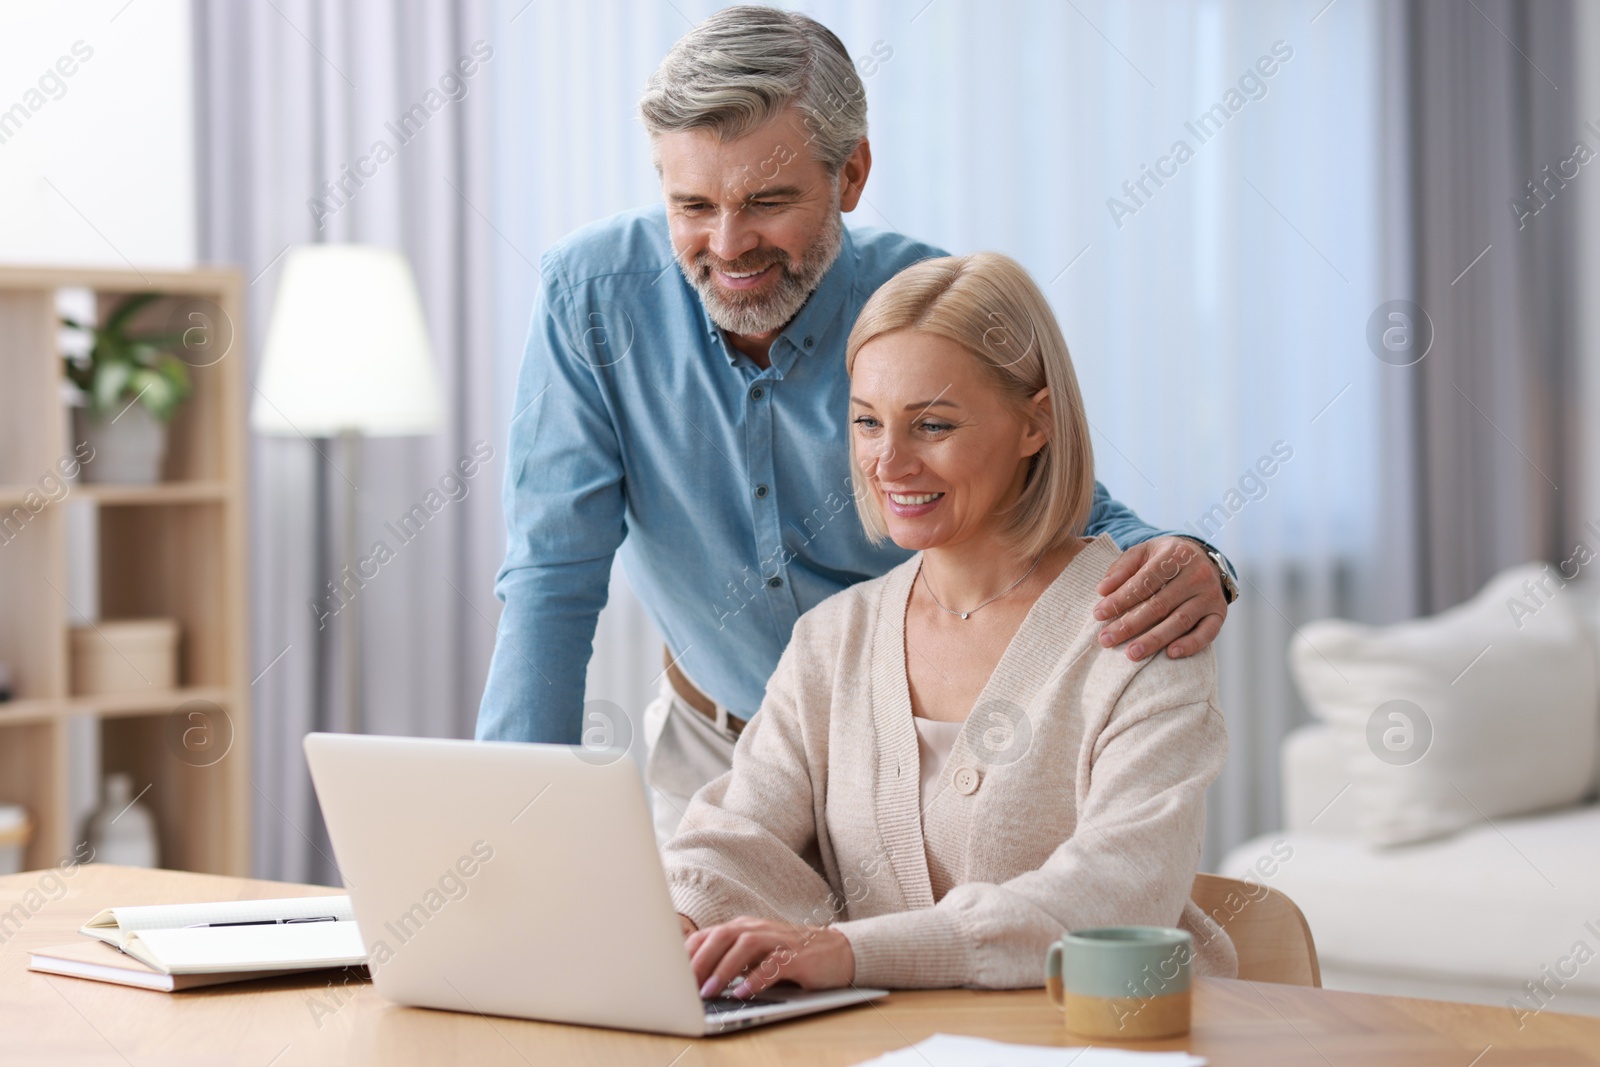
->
[678, 207, 844, 337]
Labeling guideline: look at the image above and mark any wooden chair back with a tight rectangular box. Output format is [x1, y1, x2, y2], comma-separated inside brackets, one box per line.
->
[1191, 872, 1321, 986]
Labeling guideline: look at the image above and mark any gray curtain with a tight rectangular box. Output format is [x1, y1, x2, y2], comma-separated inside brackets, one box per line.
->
[1211, 1, 1585, 865]
[1399, 0, 1581, 613]
[1196, 0, 1589, 865]
[193, 0, 502, 884]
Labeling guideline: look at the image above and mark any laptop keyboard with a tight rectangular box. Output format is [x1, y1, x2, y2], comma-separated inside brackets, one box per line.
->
[703, 995, 783, 1015]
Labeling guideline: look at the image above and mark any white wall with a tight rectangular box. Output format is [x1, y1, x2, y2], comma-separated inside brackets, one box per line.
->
[0, 0, 194, 267]
[0, 0, 195, 844]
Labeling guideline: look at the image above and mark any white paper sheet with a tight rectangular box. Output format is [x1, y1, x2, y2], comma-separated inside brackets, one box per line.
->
[850, 1033, 1206, 1067]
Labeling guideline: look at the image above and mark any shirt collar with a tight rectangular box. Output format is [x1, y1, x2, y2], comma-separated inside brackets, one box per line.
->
[698, 222, 860, 378]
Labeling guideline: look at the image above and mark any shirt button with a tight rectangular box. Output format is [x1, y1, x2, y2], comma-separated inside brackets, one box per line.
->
[750, 385, 765, 400]
[803, 336, 815, 349]
[755, 484, 769, 499]
[767, 576, 783, 589]
[952, 767, 980, 796]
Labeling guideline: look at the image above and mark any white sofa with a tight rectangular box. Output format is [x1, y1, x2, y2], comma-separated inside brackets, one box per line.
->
[1224, 724, 1600, 1015]
[1221, 567, 1600, 1017]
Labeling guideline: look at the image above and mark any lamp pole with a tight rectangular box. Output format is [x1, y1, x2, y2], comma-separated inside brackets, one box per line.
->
[252, 244, 443, 743]
[340, 429, 362, 735]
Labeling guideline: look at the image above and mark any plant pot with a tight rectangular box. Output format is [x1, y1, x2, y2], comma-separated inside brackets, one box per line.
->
[73, 404, 168, 484]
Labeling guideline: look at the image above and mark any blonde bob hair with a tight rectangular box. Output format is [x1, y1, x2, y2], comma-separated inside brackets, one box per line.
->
[844, 253, 1095, 562]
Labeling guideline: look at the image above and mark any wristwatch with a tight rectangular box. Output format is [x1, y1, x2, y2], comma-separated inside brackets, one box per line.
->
[1205, 547, 1240, 605]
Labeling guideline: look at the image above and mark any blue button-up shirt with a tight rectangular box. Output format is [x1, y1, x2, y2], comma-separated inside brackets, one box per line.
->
[476, 203, 1175, 743]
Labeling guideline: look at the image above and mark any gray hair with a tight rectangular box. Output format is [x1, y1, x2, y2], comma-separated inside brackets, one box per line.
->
[638, 5, 867, 172]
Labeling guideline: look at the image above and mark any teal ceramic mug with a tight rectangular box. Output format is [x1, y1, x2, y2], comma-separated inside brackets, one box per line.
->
[1044, 926, 1193, 1039]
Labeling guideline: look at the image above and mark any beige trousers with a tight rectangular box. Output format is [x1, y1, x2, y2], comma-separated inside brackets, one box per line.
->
[642, 675, 739, 845]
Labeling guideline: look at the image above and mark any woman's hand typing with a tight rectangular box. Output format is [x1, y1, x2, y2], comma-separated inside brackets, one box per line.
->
[686, 916, 855, 998]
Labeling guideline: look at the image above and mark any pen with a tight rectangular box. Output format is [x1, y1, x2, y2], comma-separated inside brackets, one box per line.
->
[184, 915, 339, 928]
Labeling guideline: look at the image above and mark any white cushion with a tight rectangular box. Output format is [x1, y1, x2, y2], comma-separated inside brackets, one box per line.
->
[1281, 724, 1361, 836]
[1290, 563, 1599, 846]
[1567, 578, 1600, 799]
[1221, 804, 1600, 999]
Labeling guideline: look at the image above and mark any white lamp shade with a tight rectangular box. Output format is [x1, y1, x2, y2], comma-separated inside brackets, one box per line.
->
[252, 245, 443, 436]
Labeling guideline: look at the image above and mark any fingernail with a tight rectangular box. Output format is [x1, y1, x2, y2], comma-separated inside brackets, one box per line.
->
[700, 977, 721, 998]
[1099, 632, 1115, 647]
[1128, 644, 1143, 659]
[1093, 607, 1110, 620]
[730, 981, 752, 998]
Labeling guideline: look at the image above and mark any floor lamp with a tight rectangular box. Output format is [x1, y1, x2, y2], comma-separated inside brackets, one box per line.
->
[251, 246, 442, 734]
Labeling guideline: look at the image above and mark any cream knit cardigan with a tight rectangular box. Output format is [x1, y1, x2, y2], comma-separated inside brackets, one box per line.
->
[663, 534, 1238, 988]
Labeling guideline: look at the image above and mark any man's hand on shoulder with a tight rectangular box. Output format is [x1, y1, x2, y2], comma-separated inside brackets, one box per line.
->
[1092, 536, 1231, 661]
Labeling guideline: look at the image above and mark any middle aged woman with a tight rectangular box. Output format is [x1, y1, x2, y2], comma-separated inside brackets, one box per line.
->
[661, 252, 1236, 998]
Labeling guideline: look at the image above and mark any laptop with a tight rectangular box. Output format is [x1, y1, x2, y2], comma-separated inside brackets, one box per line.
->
[302, 732, 887, 1036]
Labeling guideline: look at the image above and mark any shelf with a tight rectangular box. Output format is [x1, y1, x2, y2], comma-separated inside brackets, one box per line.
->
[66, 685, 234, 717]
[0, 688, 235, 722]
[0, 266, 249, 876]
[0, 264, 243, 295]
[0, 480, 231, 508]
[82, 481, 231, 505]
[0, 698, 59, 724]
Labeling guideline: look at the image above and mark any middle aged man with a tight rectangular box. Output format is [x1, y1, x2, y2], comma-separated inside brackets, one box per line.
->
[476, 6, 1239, 843]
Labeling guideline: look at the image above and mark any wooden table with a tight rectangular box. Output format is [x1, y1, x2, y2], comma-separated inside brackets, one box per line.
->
[4, 865, 1599, 1066]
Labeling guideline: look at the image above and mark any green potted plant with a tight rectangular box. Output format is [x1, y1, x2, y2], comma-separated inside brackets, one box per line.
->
[62, 293, 193, 484]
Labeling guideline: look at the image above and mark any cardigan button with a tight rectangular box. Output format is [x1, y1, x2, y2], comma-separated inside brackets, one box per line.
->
[952, 766, 980, 796]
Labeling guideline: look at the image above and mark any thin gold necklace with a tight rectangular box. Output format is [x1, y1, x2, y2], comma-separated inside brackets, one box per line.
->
[918, 551, 1045, 620]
